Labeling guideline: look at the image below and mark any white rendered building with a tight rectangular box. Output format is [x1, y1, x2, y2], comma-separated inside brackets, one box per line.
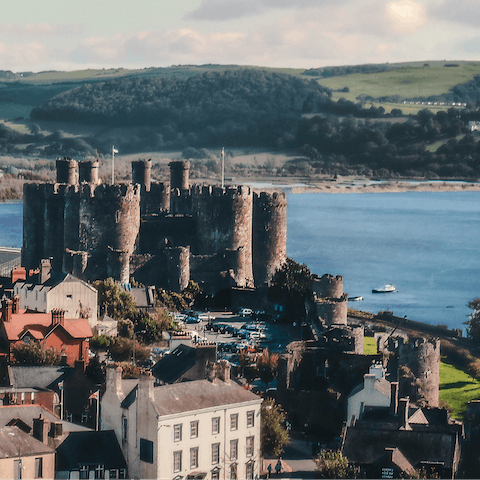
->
[101, 363, 262, 480]
[347, 363, 393, 425]
[14, 273, 98, 328]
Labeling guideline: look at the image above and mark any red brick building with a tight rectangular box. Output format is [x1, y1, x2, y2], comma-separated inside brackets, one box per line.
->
[0, 297, 92, 366]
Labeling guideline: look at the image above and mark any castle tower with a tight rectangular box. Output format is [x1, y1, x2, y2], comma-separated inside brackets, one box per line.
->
[252, 191, 287, 286]
[312, 274, 343, 299]
[316, 294, 348, 326]
[165, 246, 190, 293]
[398, 337, 440, 407]
[169, 160, 190, 190]
[132, 159, 151, 191]
[56, 158, 78, 185]
[79, 160, 99, 185]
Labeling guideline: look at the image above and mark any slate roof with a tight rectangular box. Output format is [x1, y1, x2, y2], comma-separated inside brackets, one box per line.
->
[151, 344, 197, 384]
[343, 427, 458, 469]
[9, 365, 72, 391]
[56, 430, 127, 472]
[349, 377, 391, 399]
[0, 426, 54, 458]
[150, 379, 261, 417]
[0, 405, 90, 434]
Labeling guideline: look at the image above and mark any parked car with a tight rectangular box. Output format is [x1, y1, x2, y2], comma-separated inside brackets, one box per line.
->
[224, 325, 238, 335]
[185, 316, 201, 324]
[236, 328, 250, 339]
[239, 308, 253, 317]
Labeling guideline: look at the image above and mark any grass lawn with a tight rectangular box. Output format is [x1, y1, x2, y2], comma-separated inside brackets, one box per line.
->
[440, 361, 480, 420]
[364, 337, 377, 355]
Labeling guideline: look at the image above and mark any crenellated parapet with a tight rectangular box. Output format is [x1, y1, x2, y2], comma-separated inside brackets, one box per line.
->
[315, 293, 348, 326]
[312, 274, 343, 299]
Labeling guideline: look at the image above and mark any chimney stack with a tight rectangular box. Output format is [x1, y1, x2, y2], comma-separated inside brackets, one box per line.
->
[106, 365, 124, 398]
[398, 397, 410, 430]
[12, 295, 19, 314]
[52, 309, 65, 326]
[1, 299, 12, 323]
[40, 259, 51, 284]
[33, 415, 48, 444]
[219, 360, 231, 384]
[390, 382, 399, 415]
[364, 374, 376, 393]
[139, 371, 154, 400]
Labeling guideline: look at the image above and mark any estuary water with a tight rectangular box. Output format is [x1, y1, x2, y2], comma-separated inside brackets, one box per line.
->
[287, 191, 480, 331]
[1, 193, 479, 331]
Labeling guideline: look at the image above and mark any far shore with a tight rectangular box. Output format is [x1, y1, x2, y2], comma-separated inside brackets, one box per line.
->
[216, 176, 480, 194]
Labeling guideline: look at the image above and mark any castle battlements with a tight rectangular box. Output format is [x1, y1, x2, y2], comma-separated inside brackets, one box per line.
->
[22, 157, 287, 294]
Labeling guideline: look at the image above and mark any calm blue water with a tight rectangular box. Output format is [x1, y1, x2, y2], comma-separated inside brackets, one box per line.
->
[0, 203, 22, 248]
[287, 191, 480, 331]
[1, 194, 479, 330]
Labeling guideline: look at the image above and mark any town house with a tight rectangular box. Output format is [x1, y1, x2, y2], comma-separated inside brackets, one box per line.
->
[101, 363, 262, 480]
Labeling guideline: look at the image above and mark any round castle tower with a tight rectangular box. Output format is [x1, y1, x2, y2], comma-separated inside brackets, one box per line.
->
[169, 160, 190, 190]
[312, 274, 344, 299]
[132, 159, 151, 191]
[56, 158, 78, 185]
[252, 191, 287, 287]
[79, 160, 99, 185]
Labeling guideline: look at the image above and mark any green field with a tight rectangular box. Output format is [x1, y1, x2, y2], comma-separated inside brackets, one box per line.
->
[315, 63, 480, 103]
[364, 337, 377, 355]
[439, 361, 480, 419]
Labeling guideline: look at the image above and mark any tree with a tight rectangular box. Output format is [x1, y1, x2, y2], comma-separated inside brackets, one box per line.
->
[261, 398, 289, 456]
[466, 298, 480, 344]
[315, 451, 358, 479]
[11, 343, 62, 366]
[256, 349, 279, 386]
[93, 278, 137, 321]
[269, 258, 312, 316]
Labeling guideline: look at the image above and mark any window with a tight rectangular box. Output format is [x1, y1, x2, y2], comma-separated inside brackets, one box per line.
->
[212, 416, 220, 435]
[190, 447, 199, 469]
[79, 465, 88, 479]
[35, 458, 43, 478]
[94, 465, 104, 479]
[66, 294, 72, 299]
[211, 467, 220, 480]
[246, 410, 254, 427]
[246, 461, 254, 480]
[14, 459, 22, 479]
[230, 463, 237, 480]
[174, 424, 182, 442]
[190, 420, 199, 438]
[230, 413, 238, 431]
[212, 443, 220, 464]
[140, 438, 154, 464]
[246, 436, 254, 456]
[122, 417, 128, 443]
[230, 439, 238, 460]
[173, 451, 182, 473]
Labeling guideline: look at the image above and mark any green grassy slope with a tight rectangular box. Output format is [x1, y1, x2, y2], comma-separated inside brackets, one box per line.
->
[439, 361, 480, 420]
[315, 63, 480, 102]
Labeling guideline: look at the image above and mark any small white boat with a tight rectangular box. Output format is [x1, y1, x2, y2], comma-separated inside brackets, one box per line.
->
[372, 284, 396, 293]
[348, 296, 364, 301]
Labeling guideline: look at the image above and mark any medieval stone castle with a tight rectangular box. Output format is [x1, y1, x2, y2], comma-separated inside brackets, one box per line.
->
[22, 158, 287, 294]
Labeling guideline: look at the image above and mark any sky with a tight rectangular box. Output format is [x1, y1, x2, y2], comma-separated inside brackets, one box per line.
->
[2, 0, 480, 73]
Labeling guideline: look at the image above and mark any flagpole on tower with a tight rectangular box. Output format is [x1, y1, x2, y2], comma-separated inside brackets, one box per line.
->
[111, 146, 118, 185]
[221, 147, 225, 188]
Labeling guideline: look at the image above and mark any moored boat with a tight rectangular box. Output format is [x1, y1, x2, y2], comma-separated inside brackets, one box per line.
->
[372, 284, 396, 293]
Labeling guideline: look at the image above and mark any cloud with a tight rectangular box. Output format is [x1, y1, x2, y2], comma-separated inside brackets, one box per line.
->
[0, 23, 83, 37]
[0, 42, 50, 71]
[429, 0, 480, 28]
[184, 0, 346, 21]
[385, 0, 427, 34]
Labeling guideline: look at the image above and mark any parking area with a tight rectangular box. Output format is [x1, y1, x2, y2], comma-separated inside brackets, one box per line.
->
[175, 311, 292, 355]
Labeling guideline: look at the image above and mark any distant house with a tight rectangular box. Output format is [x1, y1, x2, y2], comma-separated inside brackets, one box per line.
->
[101, 363, 262, 480]
[347, 363, 392, 425]
[0, 426, 55, 480]
[13, 260, 98, 328]
[0, 298, 92, 367]
[152, 344, 217, 385]
[342, 397, 462, 478]
[55, 430, 127, 479]
[94, 314, 118, 337]
[3, 362, 98, 425]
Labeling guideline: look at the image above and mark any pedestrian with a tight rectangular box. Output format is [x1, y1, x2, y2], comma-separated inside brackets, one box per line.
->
[267, 463, 272, 478]
[275, 458, 282, 476]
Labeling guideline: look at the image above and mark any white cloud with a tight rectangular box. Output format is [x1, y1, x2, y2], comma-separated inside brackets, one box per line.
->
[0, 23, 83, 37]
[429, 0, 480, 28]
[184, 0, 349, 21]
[385, 0, 427, 34]
[0, 42, 50, 71]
